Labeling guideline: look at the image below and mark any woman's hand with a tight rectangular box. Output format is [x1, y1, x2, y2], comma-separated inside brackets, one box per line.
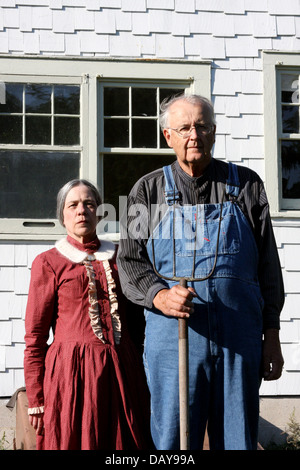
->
[29, 413, 44, 435]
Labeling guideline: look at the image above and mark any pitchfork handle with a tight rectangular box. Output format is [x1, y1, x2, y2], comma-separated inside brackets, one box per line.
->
[178, 278, 190, 450]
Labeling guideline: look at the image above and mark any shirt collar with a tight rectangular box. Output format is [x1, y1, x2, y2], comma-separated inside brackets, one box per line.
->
[174, 158, 213, 187]
[55, 236, 116, 263]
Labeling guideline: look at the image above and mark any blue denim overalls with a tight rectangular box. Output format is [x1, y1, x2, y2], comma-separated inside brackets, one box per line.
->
[144, 163, 263, 450]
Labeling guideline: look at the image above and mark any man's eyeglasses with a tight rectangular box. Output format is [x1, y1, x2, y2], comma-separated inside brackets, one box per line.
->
[168, 124, 214, 139]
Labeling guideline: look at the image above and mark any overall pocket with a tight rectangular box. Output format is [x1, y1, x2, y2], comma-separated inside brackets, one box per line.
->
[174, 202, 240, 257]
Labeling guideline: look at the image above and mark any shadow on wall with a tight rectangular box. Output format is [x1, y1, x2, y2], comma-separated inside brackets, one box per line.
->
[258, 416, 288, 448]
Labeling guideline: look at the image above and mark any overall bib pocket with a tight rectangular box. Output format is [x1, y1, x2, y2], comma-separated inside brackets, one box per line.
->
[174, 202, 240, 257]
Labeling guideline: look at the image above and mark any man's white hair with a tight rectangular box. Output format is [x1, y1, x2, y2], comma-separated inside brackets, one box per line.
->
[159, 93, 216, 130]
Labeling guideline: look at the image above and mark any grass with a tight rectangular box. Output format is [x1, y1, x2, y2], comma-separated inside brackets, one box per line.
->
[265, 409, 300, 450]
[0, 432, 9, 451]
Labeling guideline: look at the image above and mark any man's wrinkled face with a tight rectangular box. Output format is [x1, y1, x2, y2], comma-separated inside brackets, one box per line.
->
[163, 100, 216, 176]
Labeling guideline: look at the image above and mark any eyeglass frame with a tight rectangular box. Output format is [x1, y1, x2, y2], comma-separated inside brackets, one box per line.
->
[167, 123, 215, 139]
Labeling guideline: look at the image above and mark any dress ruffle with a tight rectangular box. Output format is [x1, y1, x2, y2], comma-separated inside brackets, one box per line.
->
[103, 259, 121, 345]
[83, 260, 106, 344]
[83, 258, 121, 345]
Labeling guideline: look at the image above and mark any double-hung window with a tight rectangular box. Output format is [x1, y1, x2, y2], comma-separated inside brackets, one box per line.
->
[263, 51, 300, 217]
[0, 57, 210, 240]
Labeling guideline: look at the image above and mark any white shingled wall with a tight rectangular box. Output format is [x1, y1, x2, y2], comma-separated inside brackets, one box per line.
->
[0, 1, 300, 407]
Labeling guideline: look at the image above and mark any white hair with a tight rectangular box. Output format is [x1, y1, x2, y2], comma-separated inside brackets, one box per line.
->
[56, 179, 102, 226]
[159, 93, 216, 130]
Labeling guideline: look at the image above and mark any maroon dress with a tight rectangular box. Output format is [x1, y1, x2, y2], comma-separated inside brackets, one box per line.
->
[24, 235, 151, 450]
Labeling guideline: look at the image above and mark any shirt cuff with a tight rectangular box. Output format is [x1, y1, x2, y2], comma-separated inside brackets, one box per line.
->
[145, 282, 168, 308]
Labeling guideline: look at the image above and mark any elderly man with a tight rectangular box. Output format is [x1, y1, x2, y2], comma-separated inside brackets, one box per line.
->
[117, 94, 284, 450]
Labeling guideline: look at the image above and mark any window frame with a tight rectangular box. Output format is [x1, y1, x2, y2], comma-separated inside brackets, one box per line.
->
[263, 51, 300, 218]
[0, 56, 211, 240]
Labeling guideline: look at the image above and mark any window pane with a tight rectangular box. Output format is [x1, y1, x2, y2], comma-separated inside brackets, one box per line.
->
[282, 106, 299, 133]
[132, 119, 157, 147]
[159, 88, 184, 148]
[160, 130, 168, 148]
[26, 116, 51, 145]
[104, 119, 129, 147]
[159, 88, 183, 104]
[0, 83, 23, 113]
[54, 117, 80, 145]
[25, 84, 51, 113]
[281, 74, 299, 103]
[54, 85, 80, 115]
[104, 87, 129, 116]
[282, 91, 295, 103]
[103, 153, 175, 218]
[0, 151, 80, 218]
[0, 116, 22, 144]
[132, 88, 156, 116]
[281, 140, 300, 199]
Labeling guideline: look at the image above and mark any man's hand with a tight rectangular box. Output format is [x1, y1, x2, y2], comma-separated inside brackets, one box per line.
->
[153, 285, 196, 318]
[262, 329, 284, 381]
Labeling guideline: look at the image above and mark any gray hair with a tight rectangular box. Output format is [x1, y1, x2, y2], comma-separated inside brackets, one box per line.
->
[159, 93, 216, 130]
[57, 179, 102, 226]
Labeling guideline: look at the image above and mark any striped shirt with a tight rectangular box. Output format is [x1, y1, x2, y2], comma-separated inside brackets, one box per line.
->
[117, 158, 284, 331]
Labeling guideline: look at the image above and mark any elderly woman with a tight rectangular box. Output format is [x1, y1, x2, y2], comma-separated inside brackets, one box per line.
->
[24, 179, 151, 450]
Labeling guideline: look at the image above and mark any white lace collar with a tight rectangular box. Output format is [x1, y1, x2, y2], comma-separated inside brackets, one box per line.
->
[55, 237, 116, 264]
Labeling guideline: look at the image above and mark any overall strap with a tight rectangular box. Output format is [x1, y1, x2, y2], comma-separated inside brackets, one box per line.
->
[163, 165, 181, 205]
[225, 162, 240, 198]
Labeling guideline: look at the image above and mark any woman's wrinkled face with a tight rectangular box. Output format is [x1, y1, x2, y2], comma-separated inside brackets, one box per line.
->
[63, 184, 98, 243]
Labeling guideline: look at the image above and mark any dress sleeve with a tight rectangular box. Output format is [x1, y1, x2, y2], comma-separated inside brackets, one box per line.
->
[24, 254, 57, 413]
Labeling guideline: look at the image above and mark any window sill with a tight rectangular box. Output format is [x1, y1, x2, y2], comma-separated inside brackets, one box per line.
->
[271, 214, 300, 227]
[0, 219, 66, 240]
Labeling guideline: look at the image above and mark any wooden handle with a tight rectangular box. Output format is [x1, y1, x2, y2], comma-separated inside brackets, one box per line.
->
[178, 317, 189, 449]
[178, 277, 190, 449]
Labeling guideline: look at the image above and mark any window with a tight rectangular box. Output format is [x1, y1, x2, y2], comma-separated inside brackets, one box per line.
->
[263, 51, 300, 217]
[0, 57, 210, 239]
[0, 83, 80, 221]
[280, 74, 300, 202]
